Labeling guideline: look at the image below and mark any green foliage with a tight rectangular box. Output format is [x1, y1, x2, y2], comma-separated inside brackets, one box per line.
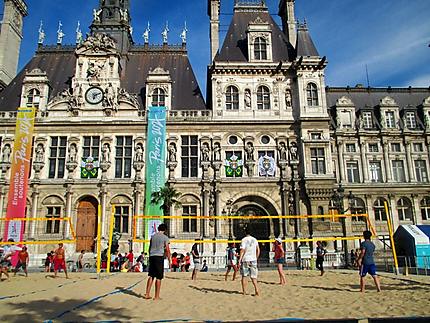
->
[150, 184, 182, 216]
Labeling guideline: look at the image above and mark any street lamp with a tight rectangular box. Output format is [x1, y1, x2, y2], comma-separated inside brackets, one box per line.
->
[222, 198, 237, 240]
[330, 184, 355, 268]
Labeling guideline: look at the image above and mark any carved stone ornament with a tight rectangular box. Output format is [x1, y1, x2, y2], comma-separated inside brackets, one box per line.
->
[423, 96, 430, 106]
[78, 33, 117, 53]
[250, 16, 267, 25]
[336, 96, 354, 106]
[118, 88, 140, 108]
[380, 96, 397, 106]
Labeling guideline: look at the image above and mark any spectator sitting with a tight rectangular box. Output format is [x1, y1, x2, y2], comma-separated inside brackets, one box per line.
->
[200, 260, 208, 272]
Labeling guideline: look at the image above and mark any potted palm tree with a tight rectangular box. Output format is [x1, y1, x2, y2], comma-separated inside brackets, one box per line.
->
[151, 183, 182, 236]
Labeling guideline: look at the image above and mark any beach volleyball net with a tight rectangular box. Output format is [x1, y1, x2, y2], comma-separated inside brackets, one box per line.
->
[0, 217, 76, 246]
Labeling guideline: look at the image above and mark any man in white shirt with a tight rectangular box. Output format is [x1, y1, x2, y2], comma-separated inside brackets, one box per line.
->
[238, 227, 260, 296]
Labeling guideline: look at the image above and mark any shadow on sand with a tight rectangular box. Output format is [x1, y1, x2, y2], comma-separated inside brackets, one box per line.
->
[188, 285, 243, 295]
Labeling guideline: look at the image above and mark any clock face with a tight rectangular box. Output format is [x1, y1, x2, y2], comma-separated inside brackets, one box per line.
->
[85, 87, 104, 104]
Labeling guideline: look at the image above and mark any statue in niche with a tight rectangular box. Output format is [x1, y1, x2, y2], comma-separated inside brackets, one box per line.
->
[101, 143, 110, 163]
[134, 144, 144, 162]
[105, 83, 117, 109]
[68, 144, 77, 163]
[285, 89, 292, 108]
[213, 142, 221, 161]
[289, 142, 298, 161]
[201, 142, 210, 162]
[278, 142, 288, 161]
[244, 89, 251, 108]
[245, 142, 254, 161]
[168, 143, 177, 162]
[35, 144, 45, 163]
[119, 8, 128, 22]
[1, 144, 11, 163]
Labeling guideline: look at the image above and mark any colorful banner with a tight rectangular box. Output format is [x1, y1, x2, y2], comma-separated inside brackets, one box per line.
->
[224, 154, 243, 177]
[3, 107, 36, 242]
[81, 156, 99, 178]
[144, 106, 167, 243]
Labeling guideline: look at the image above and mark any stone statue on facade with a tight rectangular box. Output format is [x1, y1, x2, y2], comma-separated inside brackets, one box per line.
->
[80, 33, 116, 52]
[76, 21, 83, 45]
[285, 89, 292, 108]
[162, 23, 169, 43]
[168, 143, 177, 162]
[213, 142, 221, 161]
[289, 142, 298, 161]
[278, 142, 288, 161]
[134, 144, 144, 162]
[120, 8, 129, 22]
[87, 60, 105, 82]
[143, 22, 150, 43]
[101, 143, 110, 163]
[104, 83, 117, 109]
[57, 21, 65, 45]
[245, 142, 254, 161]
[1, 144, 11, 163]
[93, 8, 102, 23]
[38, 21, 45, 45]
[244, 89, 251, 108]
[118, 88, 140, 108]
[180, 23, 187, 43]
[35, 144, 45, 163]
[201, 142, 210, 162]
[68, 144, 78, 163]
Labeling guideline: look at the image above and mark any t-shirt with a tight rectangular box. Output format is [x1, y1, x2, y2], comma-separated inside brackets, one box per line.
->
[149, 232, 170, 257]
[227, 247, 237, 262]
[191, 244, 199, 260]
[316, 246, 326, 259]
[240, 235, 258, 262]
[360, 240, 375, 265]
[18, 251, 28, 262]
[274, 244, 283, 260]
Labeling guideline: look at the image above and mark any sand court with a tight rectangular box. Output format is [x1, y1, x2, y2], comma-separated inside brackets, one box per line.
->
[1, 270, 430, 322]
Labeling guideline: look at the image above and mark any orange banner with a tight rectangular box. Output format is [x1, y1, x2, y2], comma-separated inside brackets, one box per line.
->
[3, 107, 36, 242]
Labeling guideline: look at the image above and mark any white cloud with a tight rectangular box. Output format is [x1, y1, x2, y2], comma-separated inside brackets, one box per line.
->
[402, 75, 430, 87]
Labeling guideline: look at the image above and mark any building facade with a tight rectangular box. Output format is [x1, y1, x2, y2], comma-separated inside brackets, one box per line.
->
[0, 0, 429, 260]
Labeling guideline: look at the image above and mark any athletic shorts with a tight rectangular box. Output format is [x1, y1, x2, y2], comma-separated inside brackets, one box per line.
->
[360, 263, 377, 277]
[240, 261, 258, 279]
[193, 258, 200, 265]
[15, 261, 27, 270]
[275, 258, 285, 264]
[148, 256, 164, 280]
[54, 258, 66, 271]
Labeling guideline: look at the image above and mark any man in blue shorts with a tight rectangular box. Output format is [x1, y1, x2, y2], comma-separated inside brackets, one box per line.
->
[357, 230, 381, 292]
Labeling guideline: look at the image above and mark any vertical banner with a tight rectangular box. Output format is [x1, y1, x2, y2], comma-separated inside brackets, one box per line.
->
[3, 107, 36, 242]
[144, 106, 167, 243]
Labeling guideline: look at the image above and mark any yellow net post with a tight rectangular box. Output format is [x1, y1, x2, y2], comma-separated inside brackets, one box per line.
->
[96, 204, 102, 276]
[106, 205, 115, 274]
[384, 201, 399, 275]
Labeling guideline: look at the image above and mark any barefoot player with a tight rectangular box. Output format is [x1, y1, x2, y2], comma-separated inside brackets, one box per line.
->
[54, 243, 69, 279]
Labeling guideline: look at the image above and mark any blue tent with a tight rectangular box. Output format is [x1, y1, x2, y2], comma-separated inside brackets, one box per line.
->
[394, 225, 430, 269]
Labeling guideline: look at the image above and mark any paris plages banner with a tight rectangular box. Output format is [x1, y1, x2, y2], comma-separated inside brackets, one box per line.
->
[144, 106, 167, 245]
[3, 107, 36, 242]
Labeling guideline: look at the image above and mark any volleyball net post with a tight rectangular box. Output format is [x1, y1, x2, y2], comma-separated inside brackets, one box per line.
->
[96, 205, 102, 276]
[384, 201, 399, 275]
[106, 205, 115, 274]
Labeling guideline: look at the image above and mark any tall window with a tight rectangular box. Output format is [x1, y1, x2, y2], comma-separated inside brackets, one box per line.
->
[152, 88, 166, 107]
[254, 37, 267, 60]
[397, 198, 413, 221]
[345, 144, 356, 153]
[385, 111, 395, 128]
[362, 112, 373, 129]
[83, 136, 100, 159]
[346, 161, 360, 183]
[181, 135, 198, 177]
[115, 136, 132, 178]
[374, 198, 387, 221]
[351, 198, 366, 221]
[27, 88, 40, 108]
[48, 136, 67, 179]
[368, 143, 379, 152]
[225, 86, 239, 110]
[256, 86, 270, 110]
[415, 160, 428, 182]
[46, 206, 61, 234]
[182, 205, 197, 232]
[369, 161, 382, 182]
[391, 143, 401, 152]
[421, 197, 430, 221]
[114, 206, 130, 233]
[306, 83, 319, 106]
[392, 160, 406, 182]
[405, 112, 417, 129]
[413, 143, 424, 152]
[310, 148, 326, 174]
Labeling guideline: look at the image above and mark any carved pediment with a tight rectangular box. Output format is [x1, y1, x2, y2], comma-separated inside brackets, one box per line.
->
[76, 33, 118, 55]
[148, 66, 170, 76]
[250, 16, 267, 25]
[380, 96, 397, 106]
[423, 96, 430, 106]
[336, 96, 354, 107]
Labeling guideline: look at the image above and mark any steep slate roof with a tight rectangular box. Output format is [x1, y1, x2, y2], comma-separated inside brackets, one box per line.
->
[0, 45, 206, 111]
[215, 6, 292, 62]
[0, 48, 76, 111]
[326, 87, 430, 111]
[296, 24, 319, 57]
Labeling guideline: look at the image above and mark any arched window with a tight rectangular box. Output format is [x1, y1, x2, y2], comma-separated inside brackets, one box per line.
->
[257, 86, 270, 110]
[151, 88, 166, 107]
[254, 37, 267, 60]
[306, 83, 319, 106]
[420, 197, 430, 221]
[397, 197, 413, 221]
[373, 198, 387, 221]
[351, 197, 366, 221]
[225, 86, 239, 110]
[27, 88, 40, 108]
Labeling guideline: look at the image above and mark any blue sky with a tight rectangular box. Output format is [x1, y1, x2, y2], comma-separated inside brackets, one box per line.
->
[2, 0, 429, 93]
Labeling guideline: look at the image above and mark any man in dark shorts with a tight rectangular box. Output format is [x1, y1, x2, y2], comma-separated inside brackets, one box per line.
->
[357, 230, 381, 292]
[144, 223, 170, 300]
[191, 241, 200, 280]
[14, 246, 29, 277]
[315, 241, 326, 276]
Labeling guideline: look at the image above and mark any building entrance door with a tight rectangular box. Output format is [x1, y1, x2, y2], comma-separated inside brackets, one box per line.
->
[76, 197, 98, 252]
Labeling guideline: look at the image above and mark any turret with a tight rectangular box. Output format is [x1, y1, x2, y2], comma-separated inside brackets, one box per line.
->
[208, 0, 220, 63]
[278, 0, 296, 48]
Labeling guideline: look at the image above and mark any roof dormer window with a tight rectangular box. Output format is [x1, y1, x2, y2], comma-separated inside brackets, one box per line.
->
[254, 37, 267, 60]
[306, 83, 318, 107]
[27, 88, 40, 108]
[151, 88, 166, 107]
[405, 111, 417, 129]
[385, 111, 395, 128]
[246, 17, 272, 63]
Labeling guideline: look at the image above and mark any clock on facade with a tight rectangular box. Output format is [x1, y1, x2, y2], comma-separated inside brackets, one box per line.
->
[85, 86, 104, 104]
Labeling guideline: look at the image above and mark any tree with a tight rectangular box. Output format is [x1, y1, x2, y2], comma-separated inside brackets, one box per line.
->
[150, 183, 182, 218]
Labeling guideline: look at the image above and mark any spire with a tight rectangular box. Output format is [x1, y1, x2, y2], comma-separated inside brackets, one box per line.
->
[278, 0, 296, 47]
[90, 0, 133, 53]
[296, 21, 319, 57]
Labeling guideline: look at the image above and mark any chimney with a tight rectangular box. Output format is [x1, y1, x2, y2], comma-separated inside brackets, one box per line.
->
[278, 0, 296, 48]
[208, 0, 221, 62]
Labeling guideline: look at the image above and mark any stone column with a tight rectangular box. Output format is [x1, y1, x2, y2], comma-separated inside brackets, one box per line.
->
[388, 194, 399, 231]
[30, 186, 40, 238]
[133, 182, 142, 239]
[65, 181, 74, 239]
[405, 140, 414, 182]
[280, 182, 289, 237]
[359, 141, 369, 182]
[214, 185, 222, 238]
[338, 139, 345, 182]
[382, 138, 392, 182]
[99, 183, 108, 238]
[202, 185, 210, 238]
[411, 194, 420, 225]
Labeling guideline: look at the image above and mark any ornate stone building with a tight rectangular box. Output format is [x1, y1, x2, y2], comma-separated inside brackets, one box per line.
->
[0, 0, 429, 260]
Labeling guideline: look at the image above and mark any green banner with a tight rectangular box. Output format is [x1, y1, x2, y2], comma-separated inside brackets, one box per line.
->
[80, 157, 99, 178]
[144, 106, 167, 242]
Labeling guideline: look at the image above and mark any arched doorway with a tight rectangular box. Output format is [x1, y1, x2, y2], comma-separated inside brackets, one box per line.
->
[76, 196, 98, 252]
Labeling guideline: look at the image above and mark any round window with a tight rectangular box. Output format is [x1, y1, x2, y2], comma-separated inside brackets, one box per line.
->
[261, 135, 270, 144]
[228, 136, 238, 145]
